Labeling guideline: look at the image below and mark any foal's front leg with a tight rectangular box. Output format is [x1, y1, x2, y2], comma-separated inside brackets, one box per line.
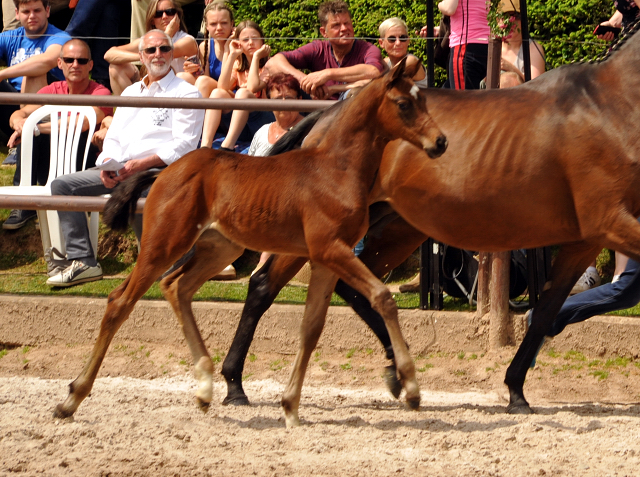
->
[281, 263, 339, 427]
[318, 245, 420, 410]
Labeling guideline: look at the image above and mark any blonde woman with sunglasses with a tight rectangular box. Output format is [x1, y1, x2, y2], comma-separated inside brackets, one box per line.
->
[105, 0, 197, 95]
[378, 17, 429, 88]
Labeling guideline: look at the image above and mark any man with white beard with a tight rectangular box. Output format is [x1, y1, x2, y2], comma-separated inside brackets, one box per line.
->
[47, 29, 204, 287]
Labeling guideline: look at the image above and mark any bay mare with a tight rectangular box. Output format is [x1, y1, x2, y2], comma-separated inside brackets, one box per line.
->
[52, 60, 448, 427]
[220, 29, 640, 414]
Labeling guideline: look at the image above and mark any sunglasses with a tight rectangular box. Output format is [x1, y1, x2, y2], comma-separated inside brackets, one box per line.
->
[154, 8, 177, 18]
[61, 57, 90, 65]
[386, 35, 409, 43]
[142, 45, 173, 55]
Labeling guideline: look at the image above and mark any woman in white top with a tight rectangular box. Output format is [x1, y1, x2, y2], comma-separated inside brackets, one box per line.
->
[105, 0, 197, 95]
[378, 17, 429, 88]
[249, 73, 304, 274]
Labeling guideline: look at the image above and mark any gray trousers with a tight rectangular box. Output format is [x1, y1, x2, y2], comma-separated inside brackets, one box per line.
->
[50, 168, 154, 262]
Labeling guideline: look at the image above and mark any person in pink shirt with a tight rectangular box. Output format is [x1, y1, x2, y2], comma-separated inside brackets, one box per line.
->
[438, 0, 490, 89]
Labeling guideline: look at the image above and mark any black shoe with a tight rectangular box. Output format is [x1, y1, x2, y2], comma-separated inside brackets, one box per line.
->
[2, 147, 17, 165]
[2, 209, 37, 230]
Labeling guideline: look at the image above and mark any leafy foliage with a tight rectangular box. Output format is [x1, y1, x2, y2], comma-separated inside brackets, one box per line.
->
[228, 0, 618, 86]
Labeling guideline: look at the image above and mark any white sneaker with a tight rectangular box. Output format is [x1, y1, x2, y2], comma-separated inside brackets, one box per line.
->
[46, 260, 103, 287]
[210, 264, 236, 281]
[570, 268, 601, 295]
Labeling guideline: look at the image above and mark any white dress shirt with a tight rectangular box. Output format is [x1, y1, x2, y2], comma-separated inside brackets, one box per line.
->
[97, 70, 204, 167]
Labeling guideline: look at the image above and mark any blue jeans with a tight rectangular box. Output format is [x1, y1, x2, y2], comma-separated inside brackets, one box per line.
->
[543, 257, 640, 337]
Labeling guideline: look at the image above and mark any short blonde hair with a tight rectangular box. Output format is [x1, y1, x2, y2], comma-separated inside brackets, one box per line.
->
[379, 17, 407, 38]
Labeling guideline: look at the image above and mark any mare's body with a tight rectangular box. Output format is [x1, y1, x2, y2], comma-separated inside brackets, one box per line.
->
[53, 61, 447, 427]
[224, 30, 640, 413]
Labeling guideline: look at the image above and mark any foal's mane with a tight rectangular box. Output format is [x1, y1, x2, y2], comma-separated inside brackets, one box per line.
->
[268, 99, 349, 156]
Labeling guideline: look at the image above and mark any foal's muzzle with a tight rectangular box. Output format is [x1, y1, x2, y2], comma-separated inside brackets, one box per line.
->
[425, 135, 448, 158]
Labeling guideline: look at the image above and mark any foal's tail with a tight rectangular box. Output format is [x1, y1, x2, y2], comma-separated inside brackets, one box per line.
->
[103, 170, 162, 232]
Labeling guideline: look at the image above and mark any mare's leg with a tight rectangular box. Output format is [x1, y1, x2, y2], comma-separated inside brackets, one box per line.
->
[160, 229, 244, 410]
[504, 242, 601, 414]
[281, 263, 339, 427]
[221, 254, 308, 405]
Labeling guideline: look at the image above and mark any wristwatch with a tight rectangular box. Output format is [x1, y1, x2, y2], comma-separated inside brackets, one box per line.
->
[34, 125, 40, 137]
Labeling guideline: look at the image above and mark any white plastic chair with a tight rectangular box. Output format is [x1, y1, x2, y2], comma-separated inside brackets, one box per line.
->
[0, 105, 98, 258]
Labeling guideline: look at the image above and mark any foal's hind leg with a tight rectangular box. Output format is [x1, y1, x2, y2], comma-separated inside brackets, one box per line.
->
[504, 242, 601, 414]
[160, 229, 244, 411]
[221, 254, 308, 406]
[281, 263, 339, 427]
[54, 256, 174, 418]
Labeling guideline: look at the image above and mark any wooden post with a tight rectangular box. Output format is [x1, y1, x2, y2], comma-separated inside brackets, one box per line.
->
[489, 251, 511, 348]
[482, 37, 512, 348]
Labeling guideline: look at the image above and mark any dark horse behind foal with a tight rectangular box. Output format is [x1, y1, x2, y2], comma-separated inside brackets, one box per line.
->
[52, 59, 448, 427]
[221, 26, 640, 414]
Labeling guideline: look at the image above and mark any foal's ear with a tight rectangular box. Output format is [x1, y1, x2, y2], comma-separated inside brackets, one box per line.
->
[387, 56, 408, 86]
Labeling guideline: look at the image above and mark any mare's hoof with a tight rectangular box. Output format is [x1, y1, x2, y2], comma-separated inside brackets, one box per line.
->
[506, 401, 534, 415]
[196, 398, 211, 413]
[53, 404, 73, 419]
[406, 396, 420, 411]
[384, 365, 402, 399]
[222, 394, 250, 406]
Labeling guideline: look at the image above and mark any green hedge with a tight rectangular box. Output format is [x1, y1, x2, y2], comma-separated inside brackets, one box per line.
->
[230, 0, 619, 85]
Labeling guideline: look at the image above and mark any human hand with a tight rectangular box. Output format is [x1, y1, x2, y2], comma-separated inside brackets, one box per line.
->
[310, 84, 330, 100]
[254, 44, 271, 60]
[595, 21, 616, 41]
[91, 127, 108, 151]
[182, 57, 202, 75]
[165, 15, 179, 38]
[228, 39, 243, 58]
[11, 117, 26, 137]
[7, 130, 20, 148]
[301, 70, 329, 93]
[100, 170, 118, 189]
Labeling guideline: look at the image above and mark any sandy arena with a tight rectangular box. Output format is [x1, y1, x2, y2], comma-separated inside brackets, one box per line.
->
[2, 296, 640, 476]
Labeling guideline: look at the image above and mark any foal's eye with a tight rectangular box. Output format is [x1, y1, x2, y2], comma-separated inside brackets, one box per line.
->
[396, 99, 411, 111]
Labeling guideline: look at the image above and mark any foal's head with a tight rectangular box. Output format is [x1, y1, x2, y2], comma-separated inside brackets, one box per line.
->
[374, 57, 447, 158]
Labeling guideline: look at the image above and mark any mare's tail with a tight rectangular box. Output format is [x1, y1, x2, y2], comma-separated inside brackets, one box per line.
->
[103, 170, 162, 232]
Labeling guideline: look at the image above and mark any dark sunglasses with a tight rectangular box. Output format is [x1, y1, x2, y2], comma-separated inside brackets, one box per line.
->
[386, 35, 409, 43]
[61, 57, 90, 65]
[142, 45, 173, 55]
[154, 8, 177, 18]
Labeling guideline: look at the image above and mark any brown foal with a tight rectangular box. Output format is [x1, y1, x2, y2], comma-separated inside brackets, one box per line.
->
[53, 59, 448, 427]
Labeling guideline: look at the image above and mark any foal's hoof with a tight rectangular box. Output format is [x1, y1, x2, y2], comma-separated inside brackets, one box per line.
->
[196, 398, 211, 413]
[53, 404, 73, 419]
[406, 396, 420, 411]
[222, 394, 250, 406]
[383, 365, 402, 399]
[506, 401, 534, 415]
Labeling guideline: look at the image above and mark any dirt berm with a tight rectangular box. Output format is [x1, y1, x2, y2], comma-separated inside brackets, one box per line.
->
[2, 294, 640, 359]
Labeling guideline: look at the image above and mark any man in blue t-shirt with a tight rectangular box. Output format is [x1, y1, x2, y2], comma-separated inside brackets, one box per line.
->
[0, 0, 70, 147]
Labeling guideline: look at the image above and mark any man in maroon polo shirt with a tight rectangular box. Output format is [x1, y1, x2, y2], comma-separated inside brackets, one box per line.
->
[266, 1, 384, 100]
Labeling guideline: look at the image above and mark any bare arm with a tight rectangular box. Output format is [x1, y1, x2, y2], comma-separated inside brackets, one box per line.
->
[438, 0, 459, 17]
[104, 39, 141, 65]
[217, 40, 241, 92]
[0, 43, 63, 82]
[529, 41, 545, 79]
[172, 35, 198, 59]
[245, 44, 270, 93]
[265, 53, 307, 84]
